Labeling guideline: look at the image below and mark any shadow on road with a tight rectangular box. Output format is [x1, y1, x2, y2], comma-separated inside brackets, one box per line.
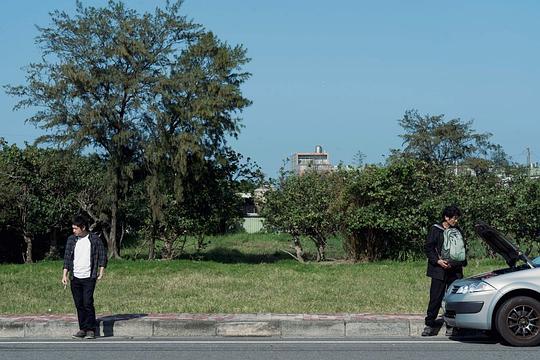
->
[449, 330, 500, 345]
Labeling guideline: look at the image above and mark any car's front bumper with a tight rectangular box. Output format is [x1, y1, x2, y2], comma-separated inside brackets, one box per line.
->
[443, 290, 496, 330]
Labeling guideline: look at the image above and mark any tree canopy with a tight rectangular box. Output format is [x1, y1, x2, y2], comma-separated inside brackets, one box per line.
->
[6, 0, 252, 258]
[395, 109, 500, 166]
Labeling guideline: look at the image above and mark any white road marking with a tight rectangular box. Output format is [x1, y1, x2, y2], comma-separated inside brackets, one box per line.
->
[0, 339, 460, 345]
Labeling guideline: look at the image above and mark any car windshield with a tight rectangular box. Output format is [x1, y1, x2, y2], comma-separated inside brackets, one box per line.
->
[532, 256, 540, 267]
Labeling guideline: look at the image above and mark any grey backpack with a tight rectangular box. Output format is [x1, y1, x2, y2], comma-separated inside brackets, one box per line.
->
[434, 224, 466, 263]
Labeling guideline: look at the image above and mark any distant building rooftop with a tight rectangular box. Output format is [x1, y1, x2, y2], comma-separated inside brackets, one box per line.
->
[291, 145, 333, 175]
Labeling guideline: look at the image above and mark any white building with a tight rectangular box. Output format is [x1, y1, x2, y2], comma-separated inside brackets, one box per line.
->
[291, 145, 333, 175]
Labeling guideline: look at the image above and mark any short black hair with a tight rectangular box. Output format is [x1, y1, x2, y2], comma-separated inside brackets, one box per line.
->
[72, 215, 89, 231]
[441, 205, 461, 221]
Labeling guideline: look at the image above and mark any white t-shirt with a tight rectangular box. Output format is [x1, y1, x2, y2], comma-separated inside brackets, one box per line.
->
[73, 235, 91, 279]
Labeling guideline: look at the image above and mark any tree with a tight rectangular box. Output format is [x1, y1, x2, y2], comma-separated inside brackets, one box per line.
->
[68, 154, 111, 241]
[396, 109, 499, 166]
[353, 150, 366, 168]
[145, 149, 253, 260]
[0, 143, 40, 263]
[262, 170, 338, 262]
[6, 1, 250, 258]
[0, 144, 80, 262]
[141, 27, 252, 259]
[261, 175, 305, 262]
[502, 176, 540, 252]
[336, 158, 438, 261]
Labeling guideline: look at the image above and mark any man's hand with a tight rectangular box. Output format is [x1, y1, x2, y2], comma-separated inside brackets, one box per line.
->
[62, 268, 69, 288]
[97, 267, 105, 281]
[437, 259, 451, 269]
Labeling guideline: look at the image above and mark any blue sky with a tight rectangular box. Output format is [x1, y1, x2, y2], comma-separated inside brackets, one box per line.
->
[1, 0, 539, 177]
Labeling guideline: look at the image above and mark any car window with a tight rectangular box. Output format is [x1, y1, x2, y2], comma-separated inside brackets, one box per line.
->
[532, 256, 540, 267]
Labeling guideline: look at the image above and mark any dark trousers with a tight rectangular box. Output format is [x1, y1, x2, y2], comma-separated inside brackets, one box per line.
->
[425, 273, 459, 326]
[71, 277, 97, 331]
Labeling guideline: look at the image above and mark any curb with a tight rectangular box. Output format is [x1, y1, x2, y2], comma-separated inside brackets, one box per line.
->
[0, 314, 462, 338]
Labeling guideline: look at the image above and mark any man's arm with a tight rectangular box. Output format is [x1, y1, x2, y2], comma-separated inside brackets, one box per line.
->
[96, 236, 108, 280]
[61, 237, 74, 286]
[425, 226, 439, 265]
[62, 268, 69, 286]
[425, 226, 450, 269]
[97, 267, 105, 280]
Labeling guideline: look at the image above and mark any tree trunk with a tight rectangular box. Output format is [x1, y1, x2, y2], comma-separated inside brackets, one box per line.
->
[178, 234, 188, 257]
[119, 222, 125, 250]
[163, 235, 173, 260]
[366, 229, 377, 261]
[148, 239, 156, 260]
[347, 233, 361, 261]
[318, 242, 326, 261]
[196, 234, 207, 252]
[47, 228, 59, 259]
[292, 236, 305, 263]
[108, 176, 120, 259]
[148, 222, 156, 260]
[23, 232, 33, 264]
[311, 235, 326, 262]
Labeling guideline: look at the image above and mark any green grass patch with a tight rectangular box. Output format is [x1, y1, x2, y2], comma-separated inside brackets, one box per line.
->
[121, 232, 347, 262]
[0, 257, 505, 315]
[0, 233, 510, 315]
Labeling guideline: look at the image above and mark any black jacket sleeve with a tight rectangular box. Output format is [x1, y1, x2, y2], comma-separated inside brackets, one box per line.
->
[63, 236, 76, 271]
[96, 236, 108, 268]
[424, 225, 441, 266]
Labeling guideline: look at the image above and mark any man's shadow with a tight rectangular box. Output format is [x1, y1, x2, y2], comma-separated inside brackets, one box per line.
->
[97, 314, 148, 337]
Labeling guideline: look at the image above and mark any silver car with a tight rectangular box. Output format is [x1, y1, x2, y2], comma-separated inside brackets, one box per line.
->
[443, 222, 540, 346]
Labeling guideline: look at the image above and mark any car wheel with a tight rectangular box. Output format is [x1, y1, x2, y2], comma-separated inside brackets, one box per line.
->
[496, 296, 540, 347]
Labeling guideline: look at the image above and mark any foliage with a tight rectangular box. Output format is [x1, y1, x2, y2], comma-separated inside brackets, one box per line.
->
[141, 26, 253, 259]
[0, 144, 96, 262]
[261, 170, 339, 261]
[395, 109, 499, 166]
[503, 175, 540, 255]
[144, 151, 250, 260]
[6, 1, 253, 259]
[335, 158, 440, 261]
[261, 155, 540, 263]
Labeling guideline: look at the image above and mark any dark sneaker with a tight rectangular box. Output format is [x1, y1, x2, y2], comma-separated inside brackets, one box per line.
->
[72, 330, 86, 339]
[421, 326, 438, 337]
[84, 330, 95, 339]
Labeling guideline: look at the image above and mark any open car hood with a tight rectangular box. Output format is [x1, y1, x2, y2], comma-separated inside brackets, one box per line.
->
[474, 222, 535, 268]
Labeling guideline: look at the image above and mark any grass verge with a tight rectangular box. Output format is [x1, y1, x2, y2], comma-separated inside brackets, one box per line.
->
[0, 257, 504, 315]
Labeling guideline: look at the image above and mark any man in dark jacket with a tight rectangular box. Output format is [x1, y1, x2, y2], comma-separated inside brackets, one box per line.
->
[61, 215, 107, 339]
[422, 205, 466, 336]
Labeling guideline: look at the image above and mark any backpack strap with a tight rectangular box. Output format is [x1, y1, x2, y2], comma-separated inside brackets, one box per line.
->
[433, 224, 445, 231]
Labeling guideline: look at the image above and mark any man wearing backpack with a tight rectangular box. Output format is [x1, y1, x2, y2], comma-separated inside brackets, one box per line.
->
[422, 205, 467, 337]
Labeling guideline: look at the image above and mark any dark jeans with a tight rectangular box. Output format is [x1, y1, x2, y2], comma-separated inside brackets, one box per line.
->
[425, 273, 459, 326]
[70, 277, 97, 331]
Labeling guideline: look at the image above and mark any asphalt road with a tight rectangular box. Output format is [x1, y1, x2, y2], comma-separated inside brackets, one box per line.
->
[1, 337, 539, 360]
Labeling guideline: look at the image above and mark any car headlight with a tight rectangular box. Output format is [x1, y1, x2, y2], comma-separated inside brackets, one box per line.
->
[455, 281, 495, 294]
